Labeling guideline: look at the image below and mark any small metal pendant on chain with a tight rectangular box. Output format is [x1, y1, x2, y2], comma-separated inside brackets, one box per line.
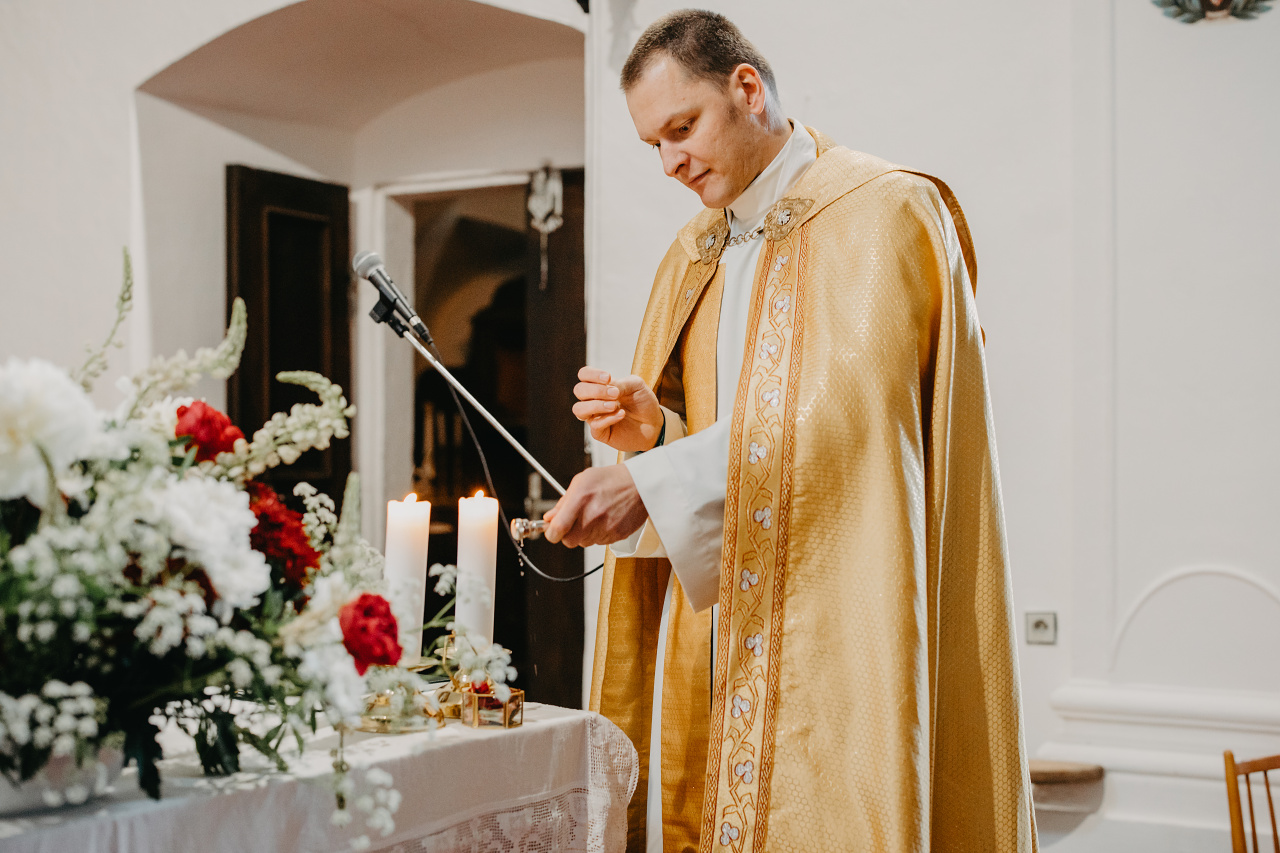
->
[726, 225, 764, 248]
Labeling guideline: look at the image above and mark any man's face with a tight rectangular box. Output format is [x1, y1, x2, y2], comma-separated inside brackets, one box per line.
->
[626, 56, 763, 209]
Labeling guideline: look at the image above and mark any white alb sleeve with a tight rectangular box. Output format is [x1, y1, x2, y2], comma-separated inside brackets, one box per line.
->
[609, 407, 684, 559]
[620, 413, 728, 613]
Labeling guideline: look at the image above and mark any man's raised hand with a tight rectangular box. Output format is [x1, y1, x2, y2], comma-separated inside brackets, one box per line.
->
[572, 367, 663, 452]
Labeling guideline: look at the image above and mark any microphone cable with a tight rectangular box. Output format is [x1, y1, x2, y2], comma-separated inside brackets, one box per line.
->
[423, 335, 604, 583]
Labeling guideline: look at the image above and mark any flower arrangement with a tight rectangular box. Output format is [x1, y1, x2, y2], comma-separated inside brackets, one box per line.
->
[0, 253, 516, 843]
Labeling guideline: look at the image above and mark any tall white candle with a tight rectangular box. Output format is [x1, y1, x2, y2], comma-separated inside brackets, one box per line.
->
[384, 493, 432, 661]
[455, 490, 499, 643]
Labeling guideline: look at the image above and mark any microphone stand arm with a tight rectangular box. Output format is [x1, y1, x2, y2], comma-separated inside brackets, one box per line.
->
[369, 296, 567, 497]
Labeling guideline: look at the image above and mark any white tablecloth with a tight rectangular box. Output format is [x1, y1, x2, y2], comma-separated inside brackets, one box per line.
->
[0, 704, 638, 853]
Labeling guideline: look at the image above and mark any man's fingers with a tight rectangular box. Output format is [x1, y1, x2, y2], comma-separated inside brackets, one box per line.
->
[612, 374, 651, 397]
[587, 410, 625, 439]
[543, 489, 584, 545]
[573, 400, 619, 421]
[573, 382, 621, 403]
[577, 366, 612, 384]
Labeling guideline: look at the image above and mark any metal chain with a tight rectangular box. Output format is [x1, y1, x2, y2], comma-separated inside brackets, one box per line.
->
[725, 225, 764, 248]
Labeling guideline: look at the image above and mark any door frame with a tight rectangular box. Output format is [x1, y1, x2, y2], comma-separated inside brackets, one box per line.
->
[351, 169, 532, 546]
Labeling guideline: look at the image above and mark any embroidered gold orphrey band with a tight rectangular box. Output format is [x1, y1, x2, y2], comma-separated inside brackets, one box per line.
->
[699, 222, 808, 853]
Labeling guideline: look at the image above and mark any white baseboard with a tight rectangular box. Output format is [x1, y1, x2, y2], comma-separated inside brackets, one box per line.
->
[1034, 679, 1280, 846]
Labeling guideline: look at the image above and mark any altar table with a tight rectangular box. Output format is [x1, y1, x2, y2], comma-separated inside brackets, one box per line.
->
[0, 704, 638, 853]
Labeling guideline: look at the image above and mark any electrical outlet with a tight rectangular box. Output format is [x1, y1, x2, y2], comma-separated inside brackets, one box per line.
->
[1025, 611, 1057, 645]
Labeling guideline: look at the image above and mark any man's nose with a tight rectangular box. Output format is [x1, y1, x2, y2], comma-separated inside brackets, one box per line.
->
[660, 144, 688, 179]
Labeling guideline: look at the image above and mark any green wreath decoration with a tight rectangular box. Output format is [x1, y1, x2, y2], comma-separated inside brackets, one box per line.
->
[1152, 0, 1272, 22]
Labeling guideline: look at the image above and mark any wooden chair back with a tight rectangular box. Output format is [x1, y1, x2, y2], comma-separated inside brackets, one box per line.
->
[1225, 750, 1280, 853]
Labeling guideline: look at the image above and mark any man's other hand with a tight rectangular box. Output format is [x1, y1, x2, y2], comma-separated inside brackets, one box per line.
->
[543, 464, 648, 548]
[572, 367, 663, 452]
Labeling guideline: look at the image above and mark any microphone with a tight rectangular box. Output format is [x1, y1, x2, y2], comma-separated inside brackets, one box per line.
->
[352, 250, 433, 345]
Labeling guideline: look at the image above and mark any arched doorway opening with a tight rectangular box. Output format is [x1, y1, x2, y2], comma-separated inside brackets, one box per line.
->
[133, 0, 588, 706]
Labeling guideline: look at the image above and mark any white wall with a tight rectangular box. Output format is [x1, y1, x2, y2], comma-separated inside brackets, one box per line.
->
[354, 57, 586, 187]
[583, 1, 1280, 849]
[0, 1, 300, 392]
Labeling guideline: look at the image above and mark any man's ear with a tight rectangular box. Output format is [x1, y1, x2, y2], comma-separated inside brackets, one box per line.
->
[732, 64, 768, 117]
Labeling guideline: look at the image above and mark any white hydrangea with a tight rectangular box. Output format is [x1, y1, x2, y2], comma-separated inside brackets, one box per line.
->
[0, 358, 100, 507]
[155, 475, 270, 613]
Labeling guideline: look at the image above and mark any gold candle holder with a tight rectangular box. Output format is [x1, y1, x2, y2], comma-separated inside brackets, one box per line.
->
[357, 687, 440, 734]
[433, 631, 523, 727]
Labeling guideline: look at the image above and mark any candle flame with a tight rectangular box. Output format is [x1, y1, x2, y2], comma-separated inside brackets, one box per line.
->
[474, 490, 485, 498]
[404, 493, 417, 503]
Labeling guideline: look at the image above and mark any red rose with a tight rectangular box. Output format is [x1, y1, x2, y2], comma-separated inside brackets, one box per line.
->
[175, 401, 244, 463]
[338, 594, 402, 675]
[247, 482, 320, 594]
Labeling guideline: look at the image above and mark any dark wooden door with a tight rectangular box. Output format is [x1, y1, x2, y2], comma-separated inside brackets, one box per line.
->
[522, 168, 589, 707]
[225, 165, 352, 504]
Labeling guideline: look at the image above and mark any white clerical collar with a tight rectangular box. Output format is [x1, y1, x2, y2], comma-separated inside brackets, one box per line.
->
[727, 122, 818, 236]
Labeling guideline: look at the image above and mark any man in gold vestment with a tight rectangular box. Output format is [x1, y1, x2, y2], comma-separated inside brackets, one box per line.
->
[544, 11, 1037, 853]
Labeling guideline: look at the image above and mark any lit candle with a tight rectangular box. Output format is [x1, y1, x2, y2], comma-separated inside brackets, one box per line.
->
[455, 490, 499, 642]
[384, 493, 432, 661]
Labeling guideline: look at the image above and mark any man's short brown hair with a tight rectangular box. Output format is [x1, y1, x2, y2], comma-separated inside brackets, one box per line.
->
[620, 10, 777, 98]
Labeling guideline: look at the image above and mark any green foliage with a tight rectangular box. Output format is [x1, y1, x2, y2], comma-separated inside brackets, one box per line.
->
[193, 708, 240, 777]
[1151, 0, 1272, 22]
[122, 717, 163, 799]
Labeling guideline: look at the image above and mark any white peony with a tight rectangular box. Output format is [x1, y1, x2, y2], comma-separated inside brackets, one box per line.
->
[0, 359, 100, 507]
[156, 475, 270, 613]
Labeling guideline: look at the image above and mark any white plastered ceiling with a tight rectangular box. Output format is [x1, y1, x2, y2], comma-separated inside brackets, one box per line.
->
[138, 0, 584, 132]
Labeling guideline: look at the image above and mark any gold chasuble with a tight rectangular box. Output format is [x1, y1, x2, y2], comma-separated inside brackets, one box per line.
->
[589, 129, 1037, 853]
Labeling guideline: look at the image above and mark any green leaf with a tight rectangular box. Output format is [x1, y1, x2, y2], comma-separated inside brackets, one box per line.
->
[123, 718, 164, 799]
[194, 708, 241, 777]
[237, 727, 288, 773]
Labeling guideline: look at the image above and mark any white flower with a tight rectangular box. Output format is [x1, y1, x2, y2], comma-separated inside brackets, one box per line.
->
[156, 476, 270, 612]
[52, 733, 76, 756]
[298, 640, 366, 724]
[452, 627, 517, 700]
[41, 681, 70, 699]
[130, 396, 193, 441]
[428, 563, 457, 597]
[227, 658, 254, 689]
[0, 358, 100, 507]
